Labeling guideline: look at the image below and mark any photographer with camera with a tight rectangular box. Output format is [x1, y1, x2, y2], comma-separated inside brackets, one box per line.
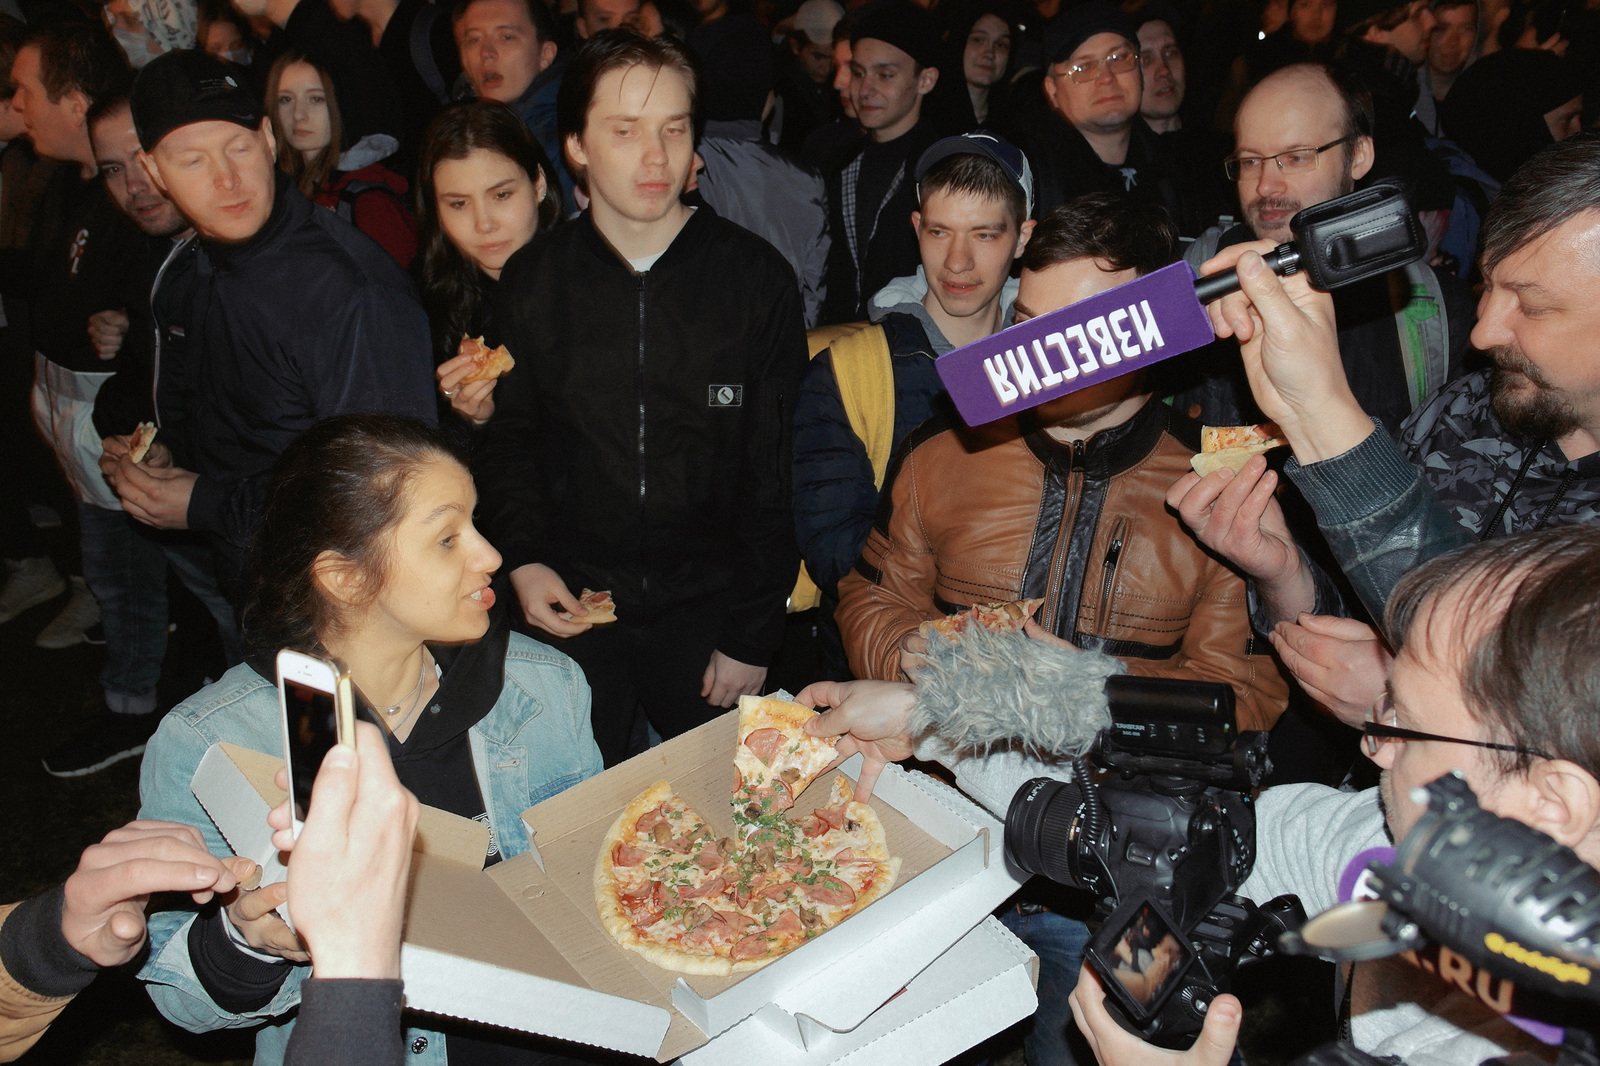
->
[802, 523, 1600, 1065]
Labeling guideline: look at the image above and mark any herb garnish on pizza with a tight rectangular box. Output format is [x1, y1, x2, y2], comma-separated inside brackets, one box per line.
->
[594, 696, 899, 975]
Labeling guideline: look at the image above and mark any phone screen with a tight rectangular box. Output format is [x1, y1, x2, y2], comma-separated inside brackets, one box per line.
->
[283, 677, 340, 817]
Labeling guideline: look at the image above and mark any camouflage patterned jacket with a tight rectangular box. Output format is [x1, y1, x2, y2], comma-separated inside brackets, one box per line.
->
[1286, 369, 1600, 620]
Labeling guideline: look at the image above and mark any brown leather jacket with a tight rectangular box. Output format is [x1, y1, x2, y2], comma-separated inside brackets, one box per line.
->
[836, 399, 1289, 732]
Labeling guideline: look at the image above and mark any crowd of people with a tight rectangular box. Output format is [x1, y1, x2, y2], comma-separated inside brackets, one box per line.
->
[0, 0, 1594, 1059]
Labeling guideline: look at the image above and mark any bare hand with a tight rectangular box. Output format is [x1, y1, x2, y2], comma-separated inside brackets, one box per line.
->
[1199, 244, 1368, 463]
[60, 820, 241, 968]
[436, 354, 497, 426]
[701, 649, 766, 708]
[267, 723, 418, 979]
[1068, 965, 1241, 1066]
[1166, 455, 1313, 623]
[107, 457, 195, 529]
[1270, 614, 1392, 728]
[1022, 619, 1076, 650]
[87, 309, 129, 361]
[897, 630, 929, 679]
[509, 563, 591, 638]
[798, 679, 917, 803]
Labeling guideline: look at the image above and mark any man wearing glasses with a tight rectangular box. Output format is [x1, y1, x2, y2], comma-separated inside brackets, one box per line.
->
[1025, 0, 1222, 237]
[1168, 62, 1470, 437]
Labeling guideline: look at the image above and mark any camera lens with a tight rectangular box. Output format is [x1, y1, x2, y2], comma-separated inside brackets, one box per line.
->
[1004, 776, 1099, 889]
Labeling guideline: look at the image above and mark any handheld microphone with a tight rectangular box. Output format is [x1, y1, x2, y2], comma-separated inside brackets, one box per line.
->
[1191, 182, 1427, 303]
[935, 181, 1428, 427]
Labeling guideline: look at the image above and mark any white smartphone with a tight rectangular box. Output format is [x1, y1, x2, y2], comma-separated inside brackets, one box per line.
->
[275, 649, 356, 837]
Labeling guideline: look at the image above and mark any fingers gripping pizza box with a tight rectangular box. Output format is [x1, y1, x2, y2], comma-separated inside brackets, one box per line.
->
[190, 706, 1028, 1062]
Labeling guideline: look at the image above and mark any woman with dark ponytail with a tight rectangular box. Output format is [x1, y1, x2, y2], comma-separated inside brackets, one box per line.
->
[135, 414, 601, 1066]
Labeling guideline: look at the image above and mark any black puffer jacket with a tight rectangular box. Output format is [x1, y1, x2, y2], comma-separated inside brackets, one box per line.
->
[482, 207, 807, 666]
[163, 174, 435, 564]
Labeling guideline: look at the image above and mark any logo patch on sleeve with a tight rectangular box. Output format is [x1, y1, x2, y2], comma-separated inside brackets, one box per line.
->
[708, 385, 743, 407]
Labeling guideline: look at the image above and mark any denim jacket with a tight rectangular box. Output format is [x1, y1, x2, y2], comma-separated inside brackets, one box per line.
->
[135, 632, 603, 1066]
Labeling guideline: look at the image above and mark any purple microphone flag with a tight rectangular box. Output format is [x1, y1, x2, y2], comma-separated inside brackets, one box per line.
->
[936, 262, 1216, 426]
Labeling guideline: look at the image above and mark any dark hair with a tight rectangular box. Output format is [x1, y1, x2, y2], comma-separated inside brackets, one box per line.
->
[1481, 134, 1600, 278]
[0, 15, 27, 101]
[1019, 192, 1178, 276]
[417, 101, 560, 357]
[25, 21, 131, 106]
[85, 87, 129, 131]
[1430, 0, 1477, 13]
[196, 0, 254, 55]
[452, 0, 559, 47]
[265, 51, 343, 201]
[556, 29, 698, 144]
[244, 415, 466, 659]
[1385, 525, 1600, 779]
[1497, 0, 1577, 49]
[918, 152, 1025, 230]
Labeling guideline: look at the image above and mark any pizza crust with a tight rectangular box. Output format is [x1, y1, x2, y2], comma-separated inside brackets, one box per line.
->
[1191, 423, 1287, 477]
[1189, 441, 1283, 477]
[129, 422, 157, 464]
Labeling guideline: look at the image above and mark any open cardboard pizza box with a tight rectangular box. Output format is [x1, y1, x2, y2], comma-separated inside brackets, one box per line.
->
[191, 706, 1029, 1061]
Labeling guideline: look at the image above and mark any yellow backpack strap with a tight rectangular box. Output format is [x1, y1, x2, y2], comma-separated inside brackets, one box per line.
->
[824, 324, 896, 490]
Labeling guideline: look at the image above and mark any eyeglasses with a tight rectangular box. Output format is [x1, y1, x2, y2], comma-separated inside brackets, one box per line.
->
[1224, 136, 1355, 182]
[1362, 693, 1553, 760]
[1054, 50, 1140, 83]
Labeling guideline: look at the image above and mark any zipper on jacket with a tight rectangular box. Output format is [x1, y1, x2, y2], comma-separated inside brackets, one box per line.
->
[1095, 517, 1127, 632]
[636, 276, 647, 599]
[1046, 438, 1086, 626]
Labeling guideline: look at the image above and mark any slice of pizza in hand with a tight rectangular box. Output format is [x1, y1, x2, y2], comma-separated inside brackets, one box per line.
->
[733, 695, 839, 824]
[571, 588, 617, 624]
[128, 422, 158, 463]
[456, 335, 516, 383]
[1190, 422, 1287, 477]
[919, 598, 1044, 644]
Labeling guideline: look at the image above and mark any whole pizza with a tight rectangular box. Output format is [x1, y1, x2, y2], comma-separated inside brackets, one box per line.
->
[594, 696, 900, 975]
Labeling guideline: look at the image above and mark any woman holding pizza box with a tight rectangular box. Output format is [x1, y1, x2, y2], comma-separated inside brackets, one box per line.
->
[134, 414, 603, 1066]
[419, 102, 562, 429]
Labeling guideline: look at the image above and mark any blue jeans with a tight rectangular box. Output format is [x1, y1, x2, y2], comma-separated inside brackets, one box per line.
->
[1001, 907, 1092, 1066]
[78, 503, 167, 712]
[77, 505, 241, 711]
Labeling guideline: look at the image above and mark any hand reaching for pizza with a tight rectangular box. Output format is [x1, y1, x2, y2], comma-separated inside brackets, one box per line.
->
[797, 680, 917, 803]
[509, 563, 592, 638]
[1269, 614, 1391, 729]
[436, 351, 498, 426]
[1165, 452, 1314, 626]
[896, 631, 929, 680]
[110, 457, 196, 529]
[87, 309, 129, 361]
[701, 650, 766, 708]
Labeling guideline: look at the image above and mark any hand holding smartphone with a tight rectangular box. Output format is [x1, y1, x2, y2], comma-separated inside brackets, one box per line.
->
[276, 649, 356, 838]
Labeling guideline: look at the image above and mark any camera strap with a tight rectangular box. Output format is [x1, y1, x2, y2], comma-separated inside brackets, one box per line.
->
[1338, 962, 1356, 1044]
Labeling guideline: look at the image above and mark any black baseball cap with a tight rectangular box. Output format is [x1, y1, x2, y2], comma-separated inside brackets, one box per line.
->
[915, 132, 1036, 219]
[850, 0, 942, 70]
[1043, 0, 1141, 67]
[131, 49, 263, 153]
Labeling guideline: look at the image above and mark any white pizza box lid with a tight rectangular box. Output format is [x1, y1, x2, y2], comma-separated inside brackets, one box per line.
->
[682, 914, 1038, 1065]
[190, 705, 1027, 1061]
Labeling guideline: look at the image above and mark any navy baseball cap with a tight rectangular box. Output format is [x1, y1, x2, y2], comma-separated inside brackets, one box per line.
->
[132, 49, 263, 153]
[1043, 0, 1141, 67]
[915, 131, 1036, 220]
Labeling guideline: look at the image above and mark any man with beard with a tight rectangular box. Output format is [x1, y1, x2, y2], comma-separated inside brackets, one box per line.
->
[1167, 62, 1471, 435]
[1167, 134, 1600, 730]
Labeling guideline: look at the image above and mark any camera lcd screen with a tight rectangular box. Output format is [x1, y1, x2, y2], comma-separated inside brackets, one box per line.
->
[283, 677, 339, 816]
[1105, 902, 1192, 1008]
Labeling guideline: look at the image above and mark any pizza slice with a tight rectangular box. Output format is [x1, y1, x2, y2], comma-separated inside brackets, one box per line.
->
[571, 588, 617, 625]
[919, 598, 1043, 643]
[456, 335, 516, 383]
[732, 695, 839, 828]
[789, 775, 900, 920]
[596, 781, 756, 974]
[1190, 422, 1287, 477]
[128, 422, 158, 464]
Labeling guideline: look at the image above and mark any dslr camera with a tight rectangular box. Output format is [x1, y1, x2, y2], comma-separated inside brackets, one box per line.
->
[1004, 676, 1303, 1047]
